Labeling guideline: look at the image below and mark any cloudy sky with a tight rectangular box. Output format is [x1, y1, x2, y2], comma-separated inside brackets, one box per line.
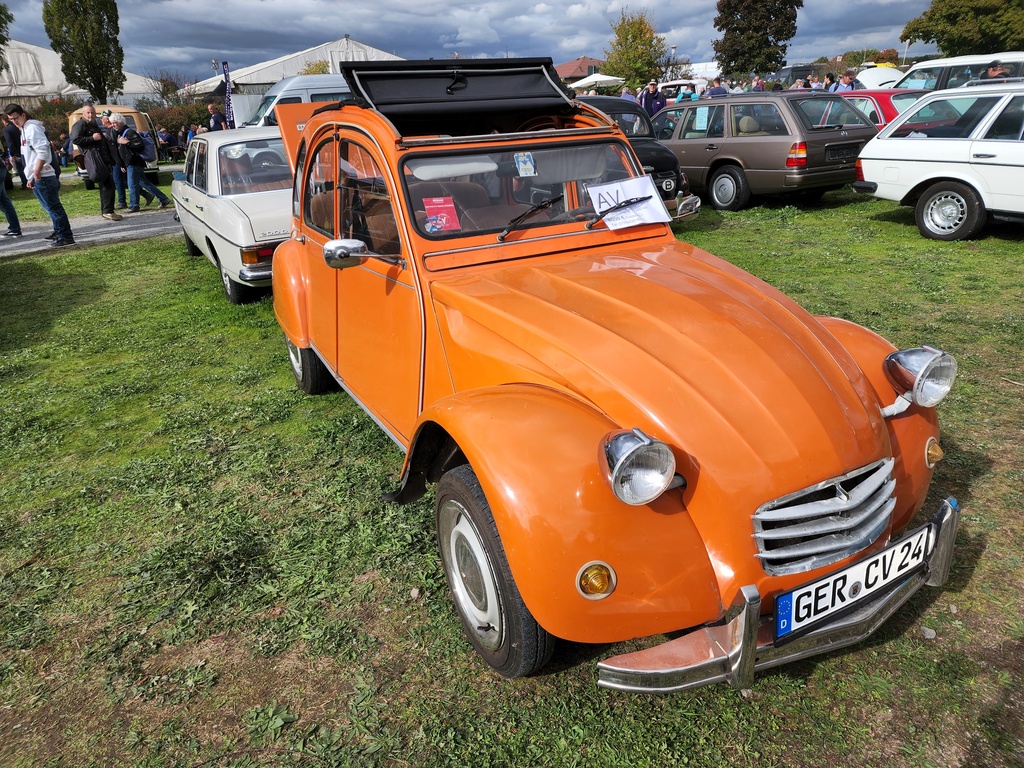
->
[7, 0, 937, 81]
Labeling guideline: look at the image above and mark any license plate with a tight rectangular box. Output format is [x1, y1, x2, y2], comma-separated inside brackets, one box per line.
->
[827, 144, 859, 162]
[775, 524, 933, 643]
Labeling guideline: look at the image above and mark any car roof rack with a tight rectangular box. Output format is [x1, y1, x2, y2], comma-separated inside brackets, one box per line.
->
[960, 76, 1024, 88]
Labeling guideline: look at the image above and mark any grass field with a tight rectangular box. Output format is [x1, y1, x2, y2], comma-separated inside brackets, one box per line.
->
[1, 188, 1022, 767]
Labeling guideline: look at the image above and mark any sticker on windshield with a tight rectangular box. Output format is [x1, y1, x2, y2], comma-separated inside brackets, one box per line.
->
[423, 197, 461, 233]
[513, 153, 537, 177]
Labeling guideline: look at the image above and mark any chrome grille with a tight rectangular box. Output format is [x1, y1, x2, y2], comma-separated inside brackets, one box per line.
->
[753, 459, 896, 576]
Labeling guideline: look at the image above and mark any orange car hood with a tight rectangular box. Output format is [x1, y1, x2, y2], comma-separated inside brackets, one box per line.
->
[429, 241, 891, 502]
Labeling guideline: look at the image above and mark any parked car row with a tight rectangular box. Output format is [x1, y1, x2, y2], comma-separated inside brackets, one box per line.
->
[169, 58, 963, 693]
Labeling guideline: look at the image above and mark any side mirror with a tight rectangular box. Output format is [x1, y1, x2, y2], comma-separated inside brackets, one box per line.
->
[323, 238, 368, 270]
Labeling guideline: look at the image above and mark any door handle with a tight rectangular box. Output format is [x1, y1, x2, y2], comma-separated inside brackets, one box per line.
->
[705, 144, 719, 150]
[195, 204, 203, 211]
[972, 153, 996, 159]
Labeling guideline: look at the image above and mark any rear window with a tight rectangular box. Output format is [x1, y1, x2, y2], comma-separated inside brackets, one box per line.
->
[790, 97, 873, 129]
[889, 95, 1002, 138]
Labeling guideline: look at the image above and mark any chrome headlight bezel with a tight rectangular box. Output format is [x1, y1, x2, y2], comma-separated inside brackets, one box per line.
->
[602, 428, 677, 506]
[884, 346, 958, 408]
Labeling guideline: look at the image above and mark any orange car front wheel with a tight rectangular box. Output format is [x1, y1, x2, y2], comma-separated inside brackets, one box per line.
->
[436, 464, 555, 678]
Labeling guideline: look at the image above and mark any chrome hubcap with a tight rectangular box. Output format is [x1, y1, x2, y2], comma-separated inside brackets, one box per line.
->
[926, 192, 967, 233]
[439, 499, 503, 651]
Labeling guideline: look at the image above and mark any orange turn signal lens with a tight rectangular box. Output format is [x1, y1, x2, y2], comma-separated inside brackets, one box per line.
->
[926, 438, 944, 468]
[577, 561, 616, 600]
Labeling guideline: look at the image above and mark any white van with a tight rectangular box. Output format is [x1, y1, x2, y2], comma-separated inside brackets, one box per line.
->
[240, 75, 351, 128]
[893, 52, 1024, 91]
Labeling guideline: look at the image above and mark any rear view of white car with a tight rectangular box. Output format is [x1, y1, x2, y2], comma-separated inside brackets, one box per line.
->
[172, 127, 292, 302]
[854, 82, 1024, 240]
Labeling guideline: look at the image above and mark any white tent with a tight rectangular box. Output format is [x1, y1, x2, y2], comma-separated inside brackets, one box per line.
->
[570, 73, 624, 90]
[184, 35, 403, 97]
[0, 39, 158, 104]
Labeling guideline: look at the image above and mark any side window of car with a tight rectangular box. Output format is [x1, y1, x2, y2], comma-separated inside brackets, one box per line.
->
[651, 109, 682, 141]
[983, 95, 1024, 141]
[184, 143, 197, 185]
[303, 137, 336, 238]
[194, 143, 207, 192]
[947, 66, 977, 88]
[682, 106, 724, 139]
[339, 140, 401, 256]
[292, 140, 307, 220]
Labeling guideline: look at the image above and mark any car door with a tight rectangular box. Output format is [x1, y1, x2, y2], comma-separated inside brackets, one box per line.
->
[654, 104, 724, 190]
[298, 127, 422, 443]
[178, 139, 211, 259]
[973, 94, 1024, 213]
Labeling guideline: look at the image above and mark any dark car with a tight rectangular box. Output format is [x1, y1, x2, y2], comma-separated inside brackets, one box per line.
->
[578, 95, 699, 218]
[651, 90, 878, 210]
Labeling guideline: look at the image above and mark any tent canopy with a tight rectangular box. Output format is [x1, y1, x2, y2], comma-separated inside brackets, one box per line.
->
[569, 73, 624, 90]
[0, 39, 158, 102]
[185, 35, 403, 96]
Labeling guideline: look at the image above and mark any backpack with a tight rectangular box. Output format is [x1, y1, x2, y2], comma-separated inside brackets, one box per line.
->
[137, 131, 157, 163]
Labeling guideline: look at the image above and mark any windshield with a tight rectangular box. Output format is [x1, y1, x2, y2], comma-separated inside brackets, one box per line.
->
[217, 137, 291, 194]
[243, 96, 301, 127]
[403, 142, 636, 240]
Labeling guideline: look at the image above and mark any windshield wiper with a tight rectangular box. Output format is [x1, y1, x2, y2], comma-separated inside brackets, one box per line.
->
[585, 195, 653, 229]
[497, 194, 563, 242]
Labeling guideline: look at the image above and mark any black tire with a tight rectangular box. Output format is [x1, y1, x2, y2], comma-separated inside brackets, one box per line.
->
[436, 464, 554, 678]
[708, 165, 751, 211]
[218, 259, 258, 305]
[183, 230, 201, 256]
[915, 181, 987, 241]
[285, 336, 333, 395]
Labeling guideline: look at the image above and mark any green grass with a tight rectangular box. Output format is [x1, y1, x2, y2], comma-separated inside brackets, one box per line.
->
[3, 167, 175, 221]
[1, 189, 1022, 767]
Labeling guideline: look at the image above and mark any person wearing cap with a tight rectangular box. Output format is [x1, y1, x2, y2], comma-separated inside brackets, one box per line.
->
[98, 109, 130, 209]
[981, 60, 1009, 79]
[833, 69, 864, 91]
[637, 80, 667, 117]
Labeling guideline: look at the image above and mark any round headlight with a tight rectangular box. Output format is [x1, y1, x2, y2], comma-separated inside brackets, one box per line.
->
[602, 428, 676, 505]
[884, 347, 958, 408]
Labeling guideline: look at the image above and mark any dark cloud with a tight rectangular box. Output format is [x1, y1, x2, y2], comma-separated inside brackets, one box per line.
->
[7, 0, 938, 83]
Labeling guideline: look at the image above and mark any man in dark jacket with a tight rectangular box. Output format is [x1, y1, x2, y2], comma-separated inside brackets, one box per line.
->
[637, 80, 667, 117]
[109, 112, 171, 212]
[70, 104, 121, 221]
[2, 112, 28, 188]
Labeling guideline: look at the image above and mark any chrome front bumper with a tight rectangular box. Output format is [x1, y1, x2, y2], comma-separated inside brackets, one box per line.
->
[674, 193, 701, 220]
[238, 263, 273, 283]
[597, 498, 959, 693]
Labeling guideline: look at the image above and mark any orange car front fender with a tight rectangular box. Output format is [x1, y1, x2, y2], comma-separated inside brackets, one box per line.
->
[414, 384, 723, 644]
[271, 240, 310, 347]
[816, 316, 940, 532]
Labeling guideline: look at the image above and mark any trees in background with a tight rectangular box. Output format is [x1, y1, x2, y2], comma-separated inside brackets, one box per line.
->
[712, 0, 804, 78]
[603, 9, 668, 87]
[42, 0, 125, 102]
[0, 3, 13, 76]
[901, 0, 1024, 55]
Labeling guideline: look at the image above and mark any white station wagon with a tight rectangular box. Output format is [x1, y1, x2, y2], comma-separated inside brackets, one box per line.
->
[854, 82, 1024, 240]
[172, 127, 293, 302]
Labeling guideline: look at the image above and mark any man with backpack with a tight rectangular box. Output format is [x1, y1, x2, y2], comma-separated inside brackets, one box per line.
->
[109, 112, 170, 212]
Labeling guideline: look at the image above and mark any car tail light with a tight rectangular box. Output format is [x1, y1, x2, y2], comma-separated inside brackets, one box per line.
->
[786, 142, 807, 168]
[855, 158, 864, 182]
[241, 245, 278, 264]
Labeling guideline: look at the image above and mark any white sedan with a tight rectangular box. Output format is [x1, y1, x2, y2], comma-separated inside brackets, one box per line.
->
[172, 127, 292, 302]
[854, 82, 1024, 240]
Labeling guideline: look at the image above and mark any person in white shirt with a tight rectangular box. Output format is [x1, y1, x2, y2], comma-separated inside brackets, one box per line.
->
[3, 103, 74, 246]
